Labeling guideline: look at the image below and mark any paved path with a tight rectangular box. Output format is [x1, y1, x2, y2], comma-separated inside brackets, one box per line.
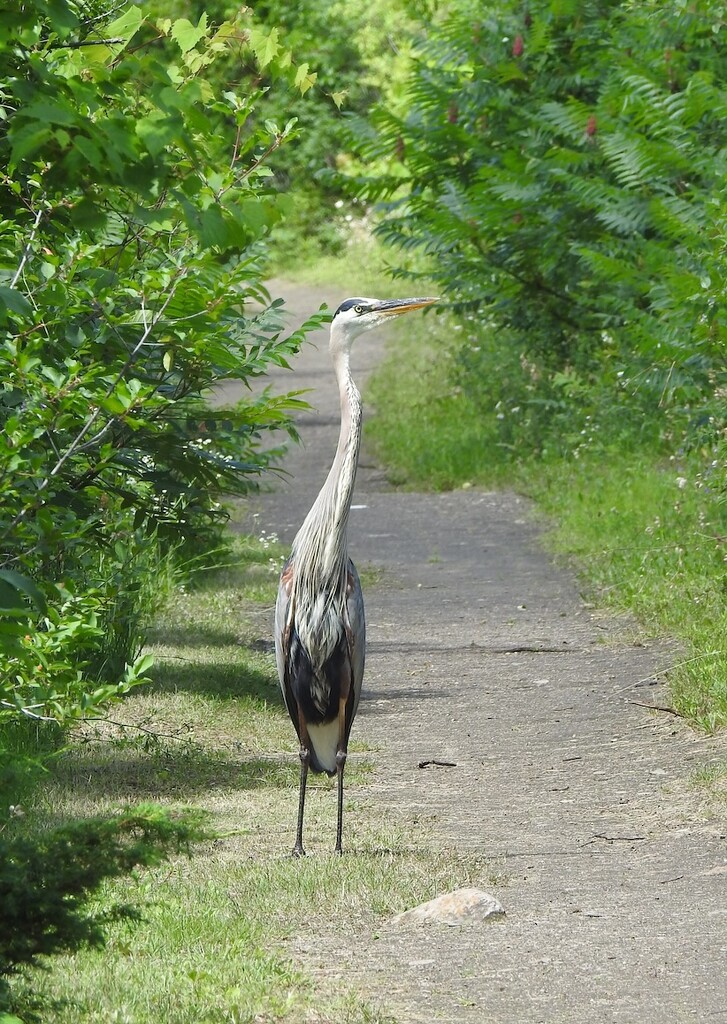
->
[237, 281, 726, 1023]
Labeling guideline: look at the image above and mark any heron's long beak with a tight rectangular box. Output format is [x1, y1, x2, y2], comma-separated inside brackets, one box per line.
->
[372, 297, 439, 317]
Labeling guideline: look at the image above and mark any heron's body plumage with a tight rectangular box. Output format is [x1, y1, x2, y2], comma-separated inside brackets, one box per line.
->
[274, 294, 436, 855]
[275, 558, 365, 774]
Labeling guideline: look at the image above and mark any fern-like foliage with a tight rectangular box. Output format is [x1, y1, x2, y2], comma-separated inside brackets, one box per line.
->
[342, 0, 726, 440]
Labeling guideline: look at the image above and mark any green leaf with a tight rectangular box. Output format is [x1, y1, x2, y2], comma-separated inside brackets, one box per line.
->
[9, 126, 52, 166]
[0, 570, 47, 616]
[199, 205, 229, 248]
[171, 14, 208, 55]
[132, 653, 155, 676]
[22, 100, 76, 127]
[73, 135, 104, 170]
[104, 5, 145, 46]
[0, 286, 33, 319]
[0, 579, 26, 614]
[294, 63, 317, 95]
[136, 113, 177, 157]
[249, 25, 280, 69]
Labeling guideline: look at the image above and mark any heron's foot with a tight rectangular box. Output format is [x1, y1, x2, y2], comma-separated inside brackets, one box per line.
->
[291, 843, 306, 858]
[334, 843, 343, 857]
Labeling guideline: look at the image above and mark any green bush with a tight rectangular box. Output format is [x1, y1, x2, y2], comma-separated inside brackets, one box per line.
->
[0, 1, 327, 726]
[232, 0, 420, 263]
[356, 1, 727, 730]
[348, 0, 727, 457]
[451, 318, 664, 461]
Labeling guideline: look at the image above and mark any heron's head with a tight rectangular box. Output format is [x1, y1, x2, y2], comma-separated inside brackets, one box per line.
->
[330, 296, 438, 349]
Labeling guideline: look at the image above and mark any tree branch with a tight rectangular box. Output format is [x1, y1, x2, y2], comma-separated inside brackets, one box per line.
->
[11, 208, 44, 289]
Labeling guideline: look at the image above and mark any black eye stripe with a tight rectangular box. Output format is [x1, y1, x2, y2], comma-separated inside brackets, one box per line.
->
[334, 297, 368, 317]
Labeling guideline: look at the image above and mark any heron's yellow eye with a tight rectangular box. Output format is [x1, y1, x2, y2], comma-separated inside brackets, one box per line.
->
[354, 305, 364, 314]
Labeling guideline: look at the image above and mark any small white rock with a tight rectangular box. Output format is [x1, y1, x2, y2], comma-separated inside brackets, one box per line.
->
[392, 887, 505, 927]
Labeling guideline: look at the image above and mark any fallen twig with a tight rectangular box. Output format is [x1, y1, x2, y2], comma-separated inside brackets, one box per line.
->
[627, 699, 682, 717]
[587, 832, 646, 844]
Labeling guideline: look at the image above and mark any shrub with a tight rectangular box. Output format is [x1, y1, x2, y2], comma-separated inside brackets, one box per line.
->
[0, 1, 327, 725]
[348, 0, 727, 458]
[0, 804, 208, 1012]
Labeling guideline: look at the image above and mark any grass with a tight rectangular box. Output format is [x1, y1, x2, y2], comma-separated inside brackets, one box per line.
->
[524, 453, 727, 731]
[16, 838, 483, 1024]
[11, 533, 495, 1024]
[690, 760, 727, 808]
[365, 312, 502, 491]
[362, 305, 727, 733]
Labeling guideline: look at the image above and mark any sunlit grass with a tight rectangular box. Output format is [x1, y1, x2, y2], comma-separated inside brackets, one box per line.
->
[274, 235, 392, 294]
[20, 830, 488, 1024]
[690, 760, 727, 807]
[365, 311, 505, 491]
[276, 233, 432, 302]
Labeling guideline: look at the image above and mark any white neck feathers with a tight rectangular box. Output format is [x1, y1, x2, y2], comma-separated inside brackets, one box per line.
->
[291, 338, 362, 612]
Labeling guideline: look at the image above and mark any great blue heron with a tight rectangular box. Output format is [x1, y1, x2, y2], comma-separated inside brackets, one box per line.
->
[275, 295, 438, 856]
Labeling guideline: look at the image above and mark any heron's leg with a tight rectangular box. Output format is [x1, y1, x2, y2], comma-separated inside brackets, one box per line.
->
[334, 695, 348, 856]
[293, 712, 311, 858]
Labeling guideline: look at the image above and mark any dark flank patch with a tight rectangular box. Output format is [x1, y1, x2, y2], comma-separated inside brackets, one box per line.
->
[288, 628, 347, 727]
[334, 297, 366, 316]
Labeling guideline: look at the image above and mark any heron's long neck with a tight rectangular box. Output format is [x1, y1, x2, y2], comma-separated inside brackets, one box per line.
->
[327, 347, 362, 534]
[293, 346, 362, 582]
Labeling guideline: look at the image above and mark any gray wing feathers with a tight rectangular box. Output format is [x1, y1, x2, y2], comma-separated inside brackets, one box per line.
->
[344, 560, 366, 729]
[274, 559, 295, 720]
[274, 555, 365, 745]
